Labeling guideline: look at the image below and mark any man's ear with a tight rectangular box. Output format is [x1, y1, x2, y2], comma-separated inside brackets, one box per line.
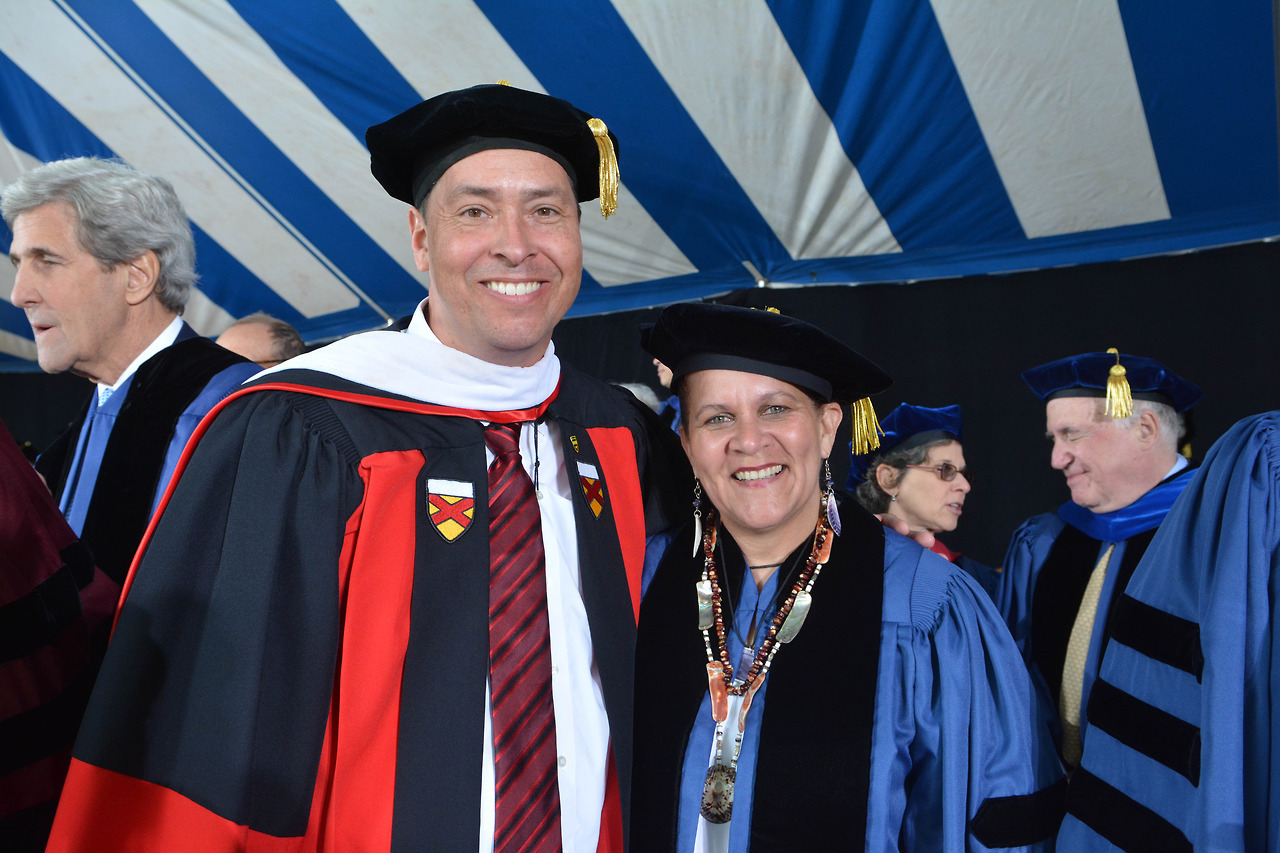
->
[123, 250, 160, 306]
[1134, 408, 1161, 449]
[409, 206, 430, 273]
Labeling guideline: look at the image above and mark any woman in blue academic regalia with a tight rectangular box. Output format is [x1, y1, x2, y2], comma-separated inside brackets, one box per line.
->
[850, 403, 1000, 599]
[631, 303, 1063, 853]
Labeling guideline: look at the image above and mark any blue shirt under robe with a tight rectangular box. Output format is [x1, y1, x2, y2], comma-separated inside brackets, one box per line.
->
[58, 323, 258, 536]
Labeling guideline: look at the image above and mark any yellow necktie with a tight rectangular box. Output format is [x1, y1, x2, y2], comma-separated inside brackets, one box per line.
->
[1060, 542, 1115, 768]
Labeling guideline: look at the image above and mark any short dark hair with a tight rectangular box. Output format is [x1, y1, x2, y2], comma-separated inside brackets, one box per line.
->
[854, 437, 955, 514]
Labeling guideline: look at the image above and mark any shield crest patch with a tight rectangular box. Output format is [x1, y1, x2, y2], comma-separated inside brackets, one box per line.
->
[427, 478, 475, 542]
[577, 461, 605, 518]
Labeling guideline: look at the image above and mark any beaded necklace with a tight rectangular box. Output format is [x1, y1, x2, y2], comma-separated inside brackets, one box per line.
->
[694, 495, 835, 826]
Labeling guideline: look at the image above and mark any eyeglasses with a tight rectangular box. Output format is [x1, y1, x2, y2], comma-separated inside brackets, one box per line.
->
[904, 463, 973, 483]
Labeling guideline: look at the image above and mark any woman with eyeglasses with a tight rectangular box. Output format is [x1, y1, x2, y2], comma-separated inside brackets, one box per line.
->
[850, 403, 998, 598]
[632, 304, 1062, 852]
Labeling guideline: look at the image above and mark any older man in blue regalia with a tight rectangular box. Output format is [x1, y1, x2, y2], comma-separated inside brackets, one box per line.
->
[998, 349, 1201, 773]
[1056, 410, 1280, 851]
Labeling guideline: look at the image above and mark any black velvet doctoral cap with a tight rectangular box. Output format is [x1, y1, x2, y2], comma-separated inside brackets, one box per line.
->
[640, 302, 892, 404]
[366, 83, 619, 209]
[1022, 350, 1201, 413]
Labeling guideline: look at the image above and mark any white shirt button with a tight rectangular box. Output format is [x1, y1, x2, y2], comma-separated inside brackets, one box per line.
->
[558, 755, 567, 768]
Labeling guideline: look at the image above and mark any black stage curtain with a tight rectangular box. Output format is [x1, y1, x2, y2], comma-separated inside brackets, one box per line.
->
[552, 240, 1280, 567]
[7, 239, 1278, 564]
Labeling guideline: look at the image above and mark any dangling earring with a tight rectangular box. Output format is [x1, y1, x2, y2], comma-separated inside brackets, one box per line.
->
[692, 478, 704, 556]
[890, 493, 898, 502]
[823, 459, 841, 536]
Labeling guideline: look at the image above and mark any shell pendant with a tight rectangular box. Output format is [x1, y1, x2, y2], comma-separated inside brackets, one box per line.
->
[776, 591, 812, 643]
[700, 764, 736, 824]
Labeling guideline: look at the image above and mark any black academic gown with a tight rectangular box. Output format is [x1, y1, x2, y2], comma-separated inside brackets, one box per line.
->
[47, 363, 688, 852]
[634, 501, 1065, 852]
[35, 327, 254, 585]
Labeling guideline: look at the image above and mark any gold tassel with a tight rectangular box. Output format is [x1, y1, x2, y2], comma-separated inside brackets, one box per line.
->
[1104, 347, 1133, 419]
[587, 117, 619, 218]
[849, 397, 882, 454]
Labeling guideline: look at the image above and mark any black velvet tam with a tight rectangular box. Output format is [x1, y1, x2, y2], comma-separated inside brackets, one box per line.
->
[640, 301, 892, 404]
[1022, 351, 1202, 413]
[366, 83, 618, 206]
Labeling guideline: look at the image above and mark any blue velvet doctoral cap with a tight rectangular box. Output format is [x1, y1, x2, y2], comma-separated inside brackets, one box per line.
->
[366, 83, 619, 213]
[639, 302, 892, 405]
[846, 403, 963, 484]
[1022, 350, 1202, 413]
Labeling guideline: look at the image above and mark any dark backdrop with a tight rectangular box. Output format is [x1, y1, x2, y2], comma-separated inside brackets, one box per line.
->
[6, 240, 1278, 565]
[552, 240, 1280, 567]
[1, 371, 90, 461]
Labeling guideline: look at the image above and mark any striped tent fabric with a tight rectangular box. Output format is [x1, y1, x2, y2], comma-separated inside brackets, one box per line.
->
[1, 0, 1276, 370]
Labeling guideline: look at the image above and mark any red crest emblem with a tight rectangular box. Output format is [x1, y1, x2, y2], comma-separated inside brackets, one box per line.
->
[427, 479, 475, 542]
[577, 461, 605, 519]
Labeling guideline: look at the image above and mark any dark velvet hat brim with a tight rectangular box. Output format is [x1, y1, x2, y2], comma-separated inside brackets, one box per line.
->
[1022, 351, 1202, 413]
[640, 302, 891, 404]
[366, 83, 618, 205]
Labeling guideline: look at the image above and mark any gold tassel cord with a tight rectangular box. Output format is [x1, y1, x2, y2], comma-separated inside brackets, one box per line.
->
[587, 117, 619, 218]
[849, 397, 882, 454]
[1104, 347, 1133, 419]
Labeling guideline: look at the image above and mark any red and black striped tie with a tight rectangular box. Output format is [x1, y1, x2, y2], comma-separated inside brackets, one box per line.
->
[485, 422, 562, 852]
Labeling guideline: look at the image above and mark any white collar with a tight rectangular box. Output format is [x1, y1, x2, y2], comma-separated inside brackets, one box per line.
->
[98, 315, 183, 405]
[256, 298, 561, 410]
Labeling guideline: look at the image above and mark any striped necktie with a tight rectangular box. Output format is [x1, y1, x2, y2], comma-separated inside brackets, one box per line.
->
[1060, 542, 1116, 768]
[485, 422, 562, 852]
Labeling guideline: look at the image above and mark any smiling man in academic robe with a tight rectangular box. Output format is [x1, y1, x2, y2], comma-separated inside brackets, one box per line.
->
[997, 348, 1202, 776]
[46, 84, 686, 852]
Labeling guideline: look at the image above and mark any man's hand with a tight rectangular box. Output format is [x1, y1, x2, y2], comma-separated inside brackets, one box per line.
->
[876, 514, 935, 550]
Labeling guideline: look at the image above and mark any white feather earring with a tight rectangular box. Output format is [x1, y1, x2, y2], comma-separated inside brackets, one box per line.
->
[823, 459, 841, 536]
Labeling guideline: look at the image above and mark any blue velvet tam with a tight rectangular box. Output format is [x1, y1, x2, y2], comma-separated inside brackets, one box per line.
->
[1022, 351, 1202, 413]
[846, 403, 963, 485]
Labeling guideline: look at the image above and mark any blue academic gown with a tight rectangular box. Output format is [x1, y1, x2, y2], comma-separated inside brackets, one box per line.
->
[1057, 411, 1280, 852]
[998, 470, 1195, 755]
[634, 501, 1064, 852]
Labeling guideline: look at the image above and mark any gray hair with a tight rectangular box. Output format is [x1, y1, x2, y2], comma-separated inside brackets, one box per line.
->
[854, 437, 955, 514]
[226, 311, 307, 362]
[2, 157, 196, 313]
[1114, 399, 1184, 451]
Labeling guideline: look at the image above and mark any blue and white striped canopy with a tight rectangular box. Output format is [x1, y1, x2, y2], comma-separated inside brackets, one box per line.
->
[2, 0, 1277, 370]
